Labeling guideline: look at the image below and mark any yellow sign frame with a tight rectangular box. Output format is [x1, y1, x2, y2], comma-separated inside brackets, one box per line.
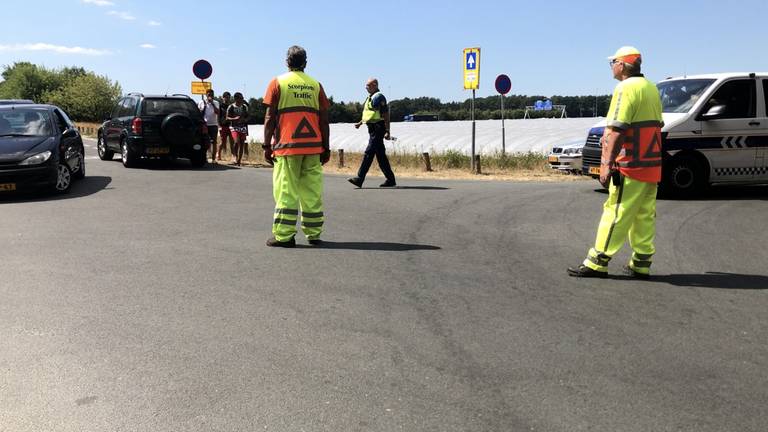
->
[191, 81, 212, 95]
[463, 47, 481, 90]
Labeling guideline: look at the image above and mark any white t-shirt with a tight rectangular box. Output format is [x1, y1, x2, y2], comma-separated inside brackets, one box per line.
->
[198, 100, 220, 126]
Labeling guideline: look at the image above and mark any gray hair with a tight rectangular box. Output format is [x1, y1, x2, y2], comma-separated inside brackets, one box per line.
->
[286, 46, 307, 70]
[623, 57, 642, 76]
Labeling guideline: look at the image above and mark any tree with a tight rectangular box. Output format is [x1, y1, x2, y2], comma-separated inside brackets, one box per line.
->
[45, 74, 122, 122]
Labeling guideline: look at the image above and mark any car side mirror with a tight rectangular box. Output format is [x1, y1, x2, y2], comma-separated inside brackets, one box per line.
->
[700, 104, 727, 120]
[62, 128, 77, 139]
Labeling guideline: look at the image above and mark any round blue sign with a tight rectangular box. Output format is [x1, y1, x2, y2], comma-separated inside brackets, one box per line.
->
[192, 59, 213, 80]
[495, 74, 511, 95]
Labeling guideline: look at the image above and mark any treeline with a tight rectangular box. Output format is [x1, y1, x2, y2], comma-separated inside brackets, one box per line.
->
[1, 62, 609, 123]
[0, 62, 122, 122]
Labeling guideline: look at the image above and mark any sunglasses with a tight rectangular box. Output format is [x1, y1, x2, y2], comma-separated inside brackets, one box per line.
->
[609, 59, 622, 66]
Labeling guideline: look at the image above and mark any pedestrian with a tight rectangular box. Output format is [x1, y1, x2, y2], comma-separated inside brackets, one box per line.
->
[262, 45, 331, 247]
[217, 91, 233, 161]
[347, 78, 396, 188]
[198, 89, 220, 163]
[226, 92, 249, 166]
[568, 46, 663, 279]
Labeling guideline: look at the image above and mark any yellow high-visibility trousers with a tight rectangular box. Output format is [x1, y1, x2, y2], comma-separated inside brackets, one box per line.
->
[272, 154, 324, 242]
[583, 175, 657, 275]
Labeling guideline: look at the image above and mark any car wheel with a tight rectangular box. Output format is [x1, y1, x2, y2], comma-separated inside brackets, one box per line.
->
[97, 134, 114, 160]
[121, 139, 138, 168]
[661, 155, 706, 198]
[73, 147, 86, 180]
[53, 162, 72, 194]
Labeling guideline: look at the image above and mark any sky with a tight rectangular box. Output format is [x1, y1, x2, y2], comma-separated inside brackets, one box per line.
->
[3, 0, 768, 104]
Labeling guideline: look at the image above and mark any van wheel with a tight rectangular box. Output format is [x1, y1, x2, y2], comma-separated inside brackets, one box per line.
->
[97, 134, 114, 160]
[661, 156, 706, 197]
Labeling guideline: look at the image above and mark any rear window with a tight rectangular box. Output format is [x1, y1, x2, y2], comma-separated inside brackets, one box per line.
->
[141, 99, 200, 118]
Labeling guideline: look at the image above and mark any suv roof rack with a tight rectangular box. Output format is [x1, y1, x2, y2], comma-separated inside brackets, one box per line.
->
[127, 92, 144, 97]
[171, 94, 192, 99]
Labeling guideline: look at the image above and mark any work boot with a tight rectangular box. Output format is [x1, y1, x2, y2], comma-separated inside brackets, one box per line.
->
[623, 265, 650, 280]
[347, 177, 363, 188]
[266, 236, 295, 248]
[567, 264, 608, 278]
[307, 238, 323, 246]
[379, 180, 397, 187]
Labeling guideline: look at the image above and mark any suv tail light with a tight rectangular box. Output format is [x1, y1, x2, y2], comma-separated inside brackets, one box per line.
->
[200, 122, 207, 135]
[131, 117, 143, 135]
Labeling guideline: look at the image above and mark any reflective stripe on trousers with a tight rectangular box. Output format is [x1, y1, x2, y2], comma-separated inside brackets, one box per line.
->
[583, 175, 657, 274]
[272, 154, 324, 241]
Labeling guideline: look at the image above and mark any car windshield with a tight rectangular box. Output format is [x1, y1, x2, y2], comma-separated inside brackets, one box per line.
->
[657, 79, 715, 113]
[0, 109, 53, 137]
[142, 99, 200, 117]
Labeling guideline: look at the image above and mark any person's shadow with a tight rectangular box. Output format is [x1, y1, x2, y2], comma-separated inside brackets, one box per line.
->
[618, 272, 768, 289]
[357, 186, 450, 191]
[297, 241, 441, 251]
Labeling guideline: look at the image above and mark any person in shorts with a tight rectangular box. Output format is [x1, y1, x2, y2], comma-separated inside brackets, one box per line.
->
[226, 92, 250, 166]
[217, 91, 233, 161]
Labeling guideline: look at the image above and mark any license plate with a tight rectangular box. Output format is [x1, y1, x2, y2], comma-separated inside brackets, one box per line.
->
[146, 147, 169, 155]
[589, 166, 601, 175]
[0, 183, 17, 191]
[548, 155, 558, 162]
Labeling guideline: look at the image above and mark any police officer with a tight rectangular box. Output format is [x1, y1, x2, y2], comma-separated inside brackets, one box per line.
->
[262, 46, 331, 247]
[568, 46, 663, 279]
[347, 78, 396, 188]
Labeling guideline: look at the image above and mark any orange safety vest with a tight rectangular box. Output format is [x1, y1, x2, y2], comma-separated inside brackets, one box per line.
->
[274, 71, 324, 157]
[616, 120, 663, 183]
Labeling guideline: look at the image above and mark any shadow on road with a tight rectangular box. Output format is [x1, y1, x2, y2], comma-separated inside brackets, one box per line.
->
[0, 176, 112, 204]
[630, 272, 768, 289]
[298, 241, 441, 251]
[357, 186, 450, 191]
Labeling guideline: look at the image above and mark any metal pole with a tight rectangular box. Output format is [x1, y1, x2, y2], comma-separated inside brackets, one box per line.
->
[501, 94, 506, 155]
[471, 89, 476, 172]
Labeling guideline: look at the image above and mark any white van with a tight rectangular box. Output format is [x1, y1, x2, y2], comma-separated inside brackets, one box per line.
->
[582, 72, 768, 195]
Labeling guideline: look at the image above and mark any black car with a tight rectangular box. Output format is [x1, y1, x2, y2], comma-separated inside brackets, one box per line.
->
[0, 104, 85, 195]
[98, 93, 208, 168]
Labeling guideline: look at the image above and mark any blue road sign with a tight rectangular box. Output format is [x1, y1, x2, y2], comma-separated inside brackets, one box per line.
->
[495, 74, 511, 95]
[466, 52, 477, 70]
[192, 59, 213, 80]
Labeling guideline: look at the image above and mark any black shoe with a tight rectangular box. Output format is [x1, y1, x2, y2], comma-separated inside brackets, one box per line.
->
[567, 264, 608, 278]
[308, 239, 323, 246]
[347, 177, 363, 188]
[623, 265, 650, 280]
[379, 180, 397, 187]
[266, 236, 295, 248]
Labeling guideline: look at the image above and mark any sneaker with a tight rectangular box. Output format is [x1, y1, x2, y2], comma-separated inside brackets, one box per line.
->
[347, 177, 363, 188]
[379, 180, 397, 187]
[308, 239, 323, 246]
[266, 236, 296, 248]
[623, 265, 650, 280]
[567, 264, 608, 278]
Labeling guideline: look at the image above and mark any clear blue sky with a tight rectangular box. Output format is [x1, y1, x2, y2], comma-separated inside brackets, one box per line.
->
[3, 0, 767, 103]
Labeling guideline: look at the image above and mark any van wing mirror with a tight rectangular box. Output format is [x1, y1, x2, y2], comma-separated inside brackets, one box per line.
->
[700, 104, 727, 120]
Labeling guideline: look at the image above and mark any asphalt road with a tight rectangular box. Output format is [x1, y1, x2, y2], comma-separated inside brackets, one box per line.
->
[1, 139, 767, 431]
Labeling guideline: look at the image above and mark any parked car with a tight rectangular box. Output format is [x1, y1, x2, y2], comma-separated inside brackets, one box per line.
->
[0, 104, 85, 194]
[582, 72, 768, 195]
[0, 99, 34, 105]
[548, 140, 584, 173]
[98, 93, 208, 168]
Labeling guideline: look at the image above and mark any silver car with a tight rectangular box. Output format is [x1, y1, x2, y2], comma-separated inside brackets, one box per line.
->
[548, 141, 583, 173]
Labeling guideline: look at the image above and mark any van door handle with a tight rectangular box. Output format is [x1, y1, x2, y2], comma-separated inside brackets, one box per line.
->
[748, 121, 761, 126]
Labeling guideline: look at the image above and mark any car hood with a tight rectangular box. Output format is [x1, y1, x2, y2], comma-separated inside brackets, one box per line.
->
[0, 136, 55, 162]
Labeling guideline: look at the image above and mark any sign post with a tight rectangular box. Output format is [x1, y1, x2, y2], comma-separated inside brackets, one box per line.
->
[494, 74, 511, 155]
[463, 47, 480, 172]
[192, 59, 213, 97]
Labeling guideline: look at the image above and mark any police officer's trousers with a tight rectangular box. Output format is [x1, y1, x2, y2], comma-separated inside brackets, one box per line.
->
[583, 175, 657, 275]
[272, 154, 324, 242]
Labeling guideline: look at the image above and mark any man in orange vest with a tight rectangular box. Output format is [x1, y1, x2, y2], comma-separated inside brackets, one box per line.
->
[263, 46, 331, 247]
[568, 46, 663, 279]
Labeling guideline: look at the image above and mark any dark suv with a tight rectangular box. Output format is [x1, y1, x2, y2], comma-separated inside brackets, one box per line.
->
[97, 93, 208, 168]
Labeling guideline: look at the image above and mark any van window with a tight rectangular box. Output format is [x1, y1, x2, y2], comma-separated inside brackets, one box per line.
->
[702, 79, 756, 119]
[658, 79, 714, 113]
